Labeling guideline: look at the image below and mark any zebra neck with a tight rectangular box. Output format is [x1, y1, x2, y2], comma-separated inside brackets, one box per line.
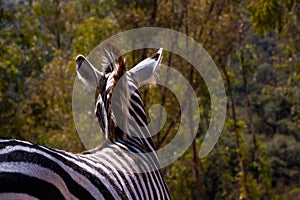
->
[113, 136, 161, 172]
[126, 80, 157, 153]
[125, 135, 156, 153]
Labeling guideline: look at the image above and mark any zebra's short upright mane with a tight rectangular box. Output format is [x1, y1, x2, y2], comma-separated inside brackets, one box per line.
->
[95, 43, 129, 140]
[102, 43, 125, 75]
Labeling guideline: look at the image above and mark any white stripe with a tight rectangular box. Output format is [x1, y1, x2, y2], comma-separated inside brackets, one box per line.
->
[122, 133, 159, 170]
[1, 145, 106, 200]
[130, 100, 147, 124]
[109, 146, 148, 198]
[130, 92, 147, 116]
[0, 162, 78, 200]
[85, 149, 134, 200]
[0, 193, 39, 200]
[128, 79, 158, 150]
[100, 147, 142, 199]
[38, 146, 120, 200]
[78, 153, 123, 192]
[126, 79, 169, 199]
[113, 142, 156, 199]
[81, 147, 138, 199]
[0, 139, 32, 146]
[128, 122, 154, 151]
[116, 141, 167, 200]
[127, 114, 156, 152]
[109, 145, 149, 199]
[157, 170, 170, 200]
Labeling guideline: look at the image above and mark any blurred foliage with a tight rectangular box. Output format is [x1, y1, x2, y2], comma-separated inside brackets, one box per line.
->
[0, 0, 299, 199]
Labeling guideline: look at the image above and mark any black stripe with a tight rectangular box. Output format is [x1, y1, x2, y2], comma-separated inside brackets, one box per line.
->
[130, 93, 147, 124]
[81, 153, 129, 200]
[1, 140, 124, 199]
[113, 140, 153, 198]
[111, 141, 152, 199]
[129, 106, 146, 127]
[0, 149, 96, 200]
[118, 139, 159, 169]
[106, 145, 144, 200]
[0, 172, 65, 200]
[152, 171, 163, 198]
[145, 172, 159, 200]
[130, 94, 146, 117]
[1, 139, 144, 200]
[1, 140, 119, 199]
[89, 142, 140, 199]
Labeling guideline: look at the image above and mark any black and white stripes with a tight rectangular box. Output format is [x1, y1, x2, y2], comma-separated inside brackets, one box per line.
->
[0, 46, 171, 199]
[0, 127, 170, 199]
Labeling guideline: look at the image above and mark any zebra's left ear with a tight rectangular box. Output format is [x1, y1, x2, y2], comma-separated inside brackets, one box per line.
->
[128, 48, 163, 87]
[76, 54, 103, 90]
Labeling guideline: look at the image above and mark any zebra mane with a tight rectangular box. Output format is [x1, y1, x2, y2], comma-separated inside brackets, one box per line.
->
[96, 43, 129, 140]
[102, 43, 125, 74]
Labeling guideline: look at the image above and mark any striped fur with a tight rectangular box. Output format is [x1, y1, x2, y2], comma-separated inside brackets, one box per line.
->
[96, 43, 130, 140]
[0, 46, 171, 199]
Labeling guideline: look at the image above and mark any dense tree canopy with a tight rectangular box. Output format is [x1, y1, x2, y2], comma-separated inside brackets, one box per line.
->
[0, 0, 299, 199]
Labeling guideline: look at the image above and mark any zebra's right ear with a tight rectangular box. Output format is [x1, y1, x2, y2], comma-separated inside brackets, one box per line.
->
[76, 55, 103, 89]
[128, 48, 163, 87]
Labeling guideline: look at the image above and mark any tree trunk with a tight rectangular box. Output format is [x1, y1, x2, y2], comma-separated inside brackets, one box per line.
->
[221, 56, 247, 199]
[240, 50, 260, 169]
[184, 2, 202, 198]
[187, 68, 202, 200]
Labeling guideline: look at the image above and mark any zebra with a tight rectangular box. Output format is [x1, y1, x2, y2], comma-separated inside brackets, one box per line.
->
[0, 44, 171, 200]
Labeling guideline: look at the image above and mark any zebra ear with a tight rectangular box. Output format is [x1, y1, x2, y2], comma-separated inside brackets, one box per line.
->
[76, 55, 103, 89]
[128, 48, 163, 86]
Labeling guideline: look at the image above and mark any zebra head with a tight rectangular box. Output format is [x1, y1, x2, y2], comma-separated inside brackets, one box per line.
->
[76, 45, 163, 142]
